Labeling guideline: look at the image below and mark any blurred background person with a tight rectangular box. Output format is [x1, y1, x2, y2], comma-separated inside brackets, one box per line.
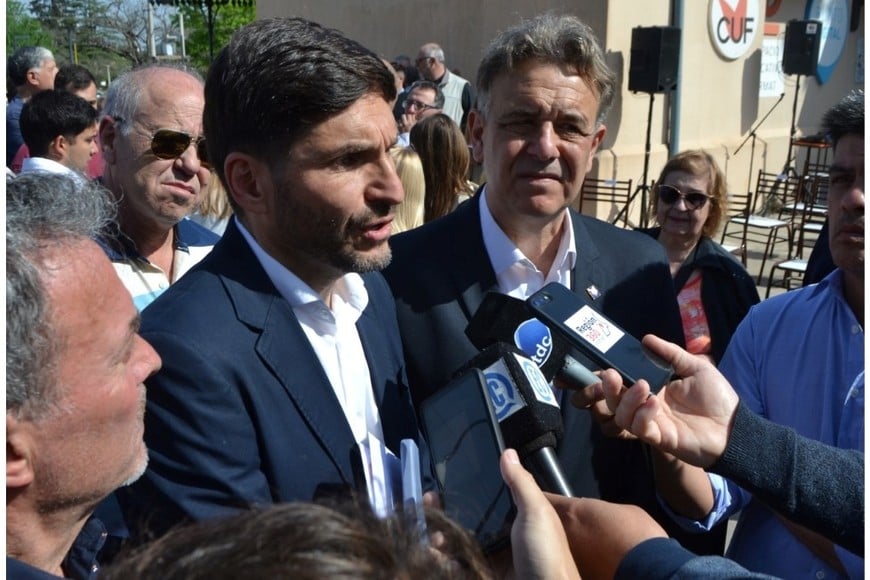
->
[415, 42, 472, 131]
[640, 150, 759, 364]
[396, 80, 443, 147]
[189, 173, 234, 236]
[409, 113, 476, 222]
[18, 90, 98, 179]
[389, 146, 425, 234]
[7, 46, 58, 167]
[11, 63, 105, 178]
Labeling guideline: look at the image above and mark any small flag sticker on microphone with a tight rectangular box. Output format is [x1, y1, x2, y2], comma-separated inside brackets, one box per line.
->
[586, 285, 600, 300]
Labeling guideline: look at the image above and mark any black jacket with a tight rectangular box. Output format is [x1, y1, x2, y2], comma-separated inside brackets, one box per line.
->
[640, 228, 760, 364]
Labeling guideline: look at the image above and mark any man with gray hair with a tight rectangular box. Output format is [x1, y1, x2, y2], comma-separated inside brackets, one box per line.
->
[385, 12, 727, 554]
[6, 173, 161, 578]
[7, 46, 58, 167]
[97, 65, 218, 310]
[415, 42, 472, 130]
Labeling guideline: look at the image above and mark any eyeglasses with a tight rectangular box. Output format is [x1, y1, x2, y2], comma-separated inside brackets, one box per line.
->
[149, 129, 210, 169]
[114, 117, 210, 169]
[657, 184, 712, 210]
[403, 99, 438, 112]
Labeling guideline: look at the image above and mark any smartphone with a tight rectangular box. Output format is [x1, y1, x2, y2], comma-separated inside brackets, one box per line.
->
[527, 282, 673, 393]
[419, 368, 515, 553]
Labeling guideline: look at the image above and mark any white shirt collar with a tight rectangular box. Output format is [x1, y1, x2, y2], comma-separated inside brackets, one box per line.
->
[478, 186, 577, 298]
[19, 157, 84, 180]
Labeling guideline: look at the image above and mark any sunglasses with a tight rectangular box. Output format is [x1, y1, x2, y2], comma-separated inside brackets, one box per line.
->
[149, 129, 210, 169]
[657, 184, 712, 210]
[403, 98, 438, 112]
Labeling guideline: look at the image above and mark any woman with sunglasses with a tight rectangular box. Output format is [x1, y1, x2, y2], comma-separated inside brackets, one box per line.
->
[640, 150, 760, 365]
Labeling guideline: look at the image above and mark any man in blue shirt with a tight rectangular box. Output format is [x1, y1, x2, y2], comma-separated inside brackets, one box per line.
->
[655, 90, 864, 578]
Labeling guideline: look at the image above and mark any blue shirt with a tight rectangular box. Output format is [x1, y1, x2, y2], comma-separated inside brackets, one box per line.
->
[670, 270, 864, 579]
[6, 96, 25, 167]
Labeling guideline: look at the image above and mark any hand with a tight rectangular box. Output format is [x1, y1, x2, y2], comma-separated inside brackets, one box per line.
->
[547, 494, 667, 580]
[558, 376, 637, 440]
[600, 334, 740, 468]
[499, 449, 580, 580]
[398, 112, 416, 134]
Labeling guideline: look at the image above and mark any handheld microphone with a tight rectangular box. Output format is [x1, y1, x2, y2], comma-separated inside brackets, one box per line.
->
[466, 292, 599, 390]
[457, 342, 574, 496]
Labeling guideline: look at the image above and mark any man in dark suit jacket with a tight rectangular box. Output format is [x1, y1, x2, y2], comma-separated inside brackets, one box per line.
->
[385, 14, 722, 556]
[117, 18, 432, 539]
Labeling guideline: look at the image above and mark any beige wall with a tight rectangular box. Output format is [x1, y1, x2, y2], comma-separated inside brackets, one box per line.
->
[257, 0, 863, 223]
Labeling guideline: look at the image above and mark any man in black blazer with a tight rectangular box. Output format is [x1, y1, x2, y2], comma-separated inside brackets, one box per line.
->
[385, 14, 723, 555]
[116, 18, 432, 539]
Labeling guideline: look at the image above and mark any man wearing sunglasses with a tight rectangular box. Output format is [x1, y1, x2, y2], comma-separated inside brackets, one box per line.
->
[97, 65, 219, 311]
[396, 80, 444, 147]
[415, 43, 472, 131]
[115, 18, 434, 541]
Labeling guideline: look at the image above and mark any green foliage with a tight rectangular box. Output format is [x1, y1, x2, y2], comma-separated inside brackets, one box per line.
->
[7, 0, 54, 53]
[178, 2, 254, 70]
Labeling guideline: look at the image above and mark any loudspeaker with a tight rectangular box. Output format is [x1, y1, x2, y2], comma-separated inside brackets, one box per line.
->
[782, 20, 822, 76]
[628, 26, 681, 93]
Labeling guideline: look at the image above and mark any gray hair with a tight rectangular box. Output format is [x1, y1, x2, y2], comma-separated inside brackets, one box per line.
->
[475, 13, 616, 126]
[822, 89, 864, 148]
[420, 44, 446, 63]
[408, 80, 445, 109]
[8, 46, 54, 86]
[102, 64, 204, 136]
[7, 173, 117, 419]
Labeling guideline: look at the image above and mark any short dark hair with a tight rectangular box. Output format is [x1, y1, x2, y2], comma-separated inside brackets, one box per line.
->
[101, 501, 491, 579]
[8, 46, 54, 86]
[7, 174, 117, 420]
[54, 63, 97, 93]
[20, 90, 98, 156]
[407, 80, 445, 109]
[822, 89, 864, 149]
[204, 17, 396, 211]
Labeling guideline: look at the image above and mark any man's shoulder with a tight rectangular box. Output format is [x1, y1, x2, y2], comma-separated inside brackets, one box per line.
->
[176, 217, 221, 247]
[6, 557, 63, 579]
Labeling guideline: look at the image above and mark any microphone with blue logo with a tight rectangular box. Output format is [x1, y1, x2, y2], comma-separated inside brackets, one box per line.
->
[457, 342, 574, 497]
[465, 292, 600, 391]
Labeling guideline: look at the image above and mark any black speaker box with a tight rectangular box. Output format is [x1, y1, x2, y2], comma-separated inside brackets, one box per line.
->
[782, 20, 822, 76]
[628, 26, 681, 93]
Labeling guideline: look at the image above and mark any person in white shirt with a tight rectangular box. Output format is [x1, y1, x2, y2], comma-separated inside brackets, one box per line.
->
[18, 89, 98, 178]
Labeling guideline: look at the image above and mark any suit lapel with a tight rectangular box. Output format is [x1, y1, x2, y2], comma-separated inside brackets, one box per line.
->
[217, 222, 360, 484]
[447, 193, 499, 321]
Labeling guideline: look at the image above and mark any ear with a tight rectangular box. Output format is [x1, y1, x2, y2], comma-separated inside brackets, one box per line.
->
[49, 135, 67, 162]
[586, 124, 607, 174]
[25, 70, 41, 90]
[467, 110, 485, 164]
[7, 414, 35, 490]
[224, 152, 273, 216]
[99, 116, 119, 165]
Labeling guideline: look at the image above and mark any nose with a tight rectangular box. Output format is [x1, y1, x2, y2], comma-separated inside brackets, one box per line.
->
[526, 123, 559, 160]
[175, 143, 205, 175]
[135, 335, 163, 381]
[369, 154, 404, 206]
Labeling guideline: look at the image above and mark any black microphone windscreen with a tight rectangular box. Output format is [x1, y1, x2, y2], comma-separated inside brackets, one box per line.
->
[458, 343, 563, 457]
[465, 292, 571, 383]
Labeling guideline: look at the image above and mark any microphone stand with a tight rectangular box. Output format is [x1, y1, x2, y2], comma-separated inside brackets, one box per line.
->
[783, 74, 802, 177]
[734, 92, 786, 196]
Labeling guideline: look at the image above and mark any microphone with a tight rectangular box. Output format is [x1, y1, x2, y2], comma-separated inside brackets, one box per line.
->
[457, 342, 574, 496]
[466, 292, 600, 390]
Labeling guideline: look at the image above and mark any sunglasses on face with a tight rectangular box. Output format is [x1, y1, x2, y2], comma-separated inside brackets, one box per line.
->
[657, 184, 712, 210]
[149, 129, 210, 169]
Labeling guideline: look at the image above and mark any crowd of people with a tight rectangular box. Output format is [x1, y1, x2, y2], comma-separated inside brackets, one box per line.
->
[6, 11, 864, 580]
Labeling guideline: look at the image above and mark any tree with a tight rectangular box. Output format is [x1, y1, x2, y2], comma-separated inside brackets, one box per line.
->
[152, 0, 254, 66]
[7, 0, 54, 54]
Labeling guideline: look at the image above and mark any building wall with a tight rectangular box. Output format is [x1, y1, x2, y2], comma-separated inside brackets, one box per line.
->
[257, 0, 863, 223]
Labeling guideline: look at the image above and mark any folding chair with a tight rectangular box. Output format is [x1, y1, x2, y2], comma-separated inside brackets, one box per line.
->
[766, 174, 828, 297]
[578, 178, 635, 228]
[719, 169, 793, 284]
